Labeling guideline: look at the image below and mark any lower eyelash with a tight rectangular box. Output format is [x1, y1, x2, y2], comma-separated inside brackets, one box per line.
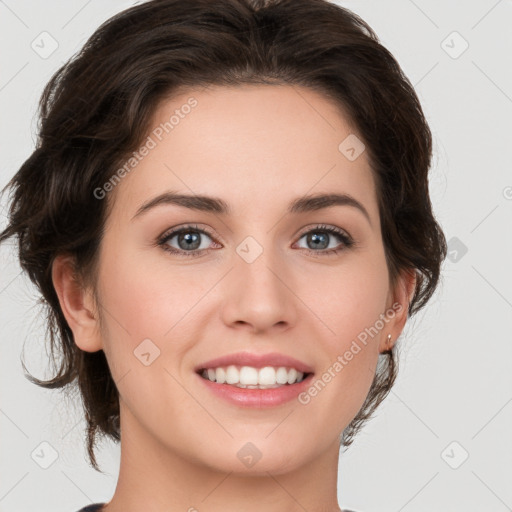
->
[157, 224, 354, 258]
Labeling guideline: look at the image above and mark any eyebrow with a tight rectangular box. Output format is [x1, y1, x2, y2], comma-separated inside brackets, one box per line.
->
[131, 191, 372, 225]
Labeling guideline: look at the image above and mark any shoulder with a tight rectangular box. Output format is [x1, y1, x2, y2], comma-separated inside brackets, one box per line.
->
[75, 504, 106, 512]
[75, 505, 357, 512]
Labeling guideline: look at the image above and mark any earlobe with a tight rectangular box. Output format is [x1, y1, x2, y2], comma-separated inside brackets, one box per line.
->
[51, 254, 103, 352]
[380, 269, 417, 353]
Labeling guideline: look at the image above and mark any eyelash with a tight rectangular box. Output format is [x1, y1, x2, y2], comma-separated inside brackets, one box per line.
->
[157, 223, 355, 259]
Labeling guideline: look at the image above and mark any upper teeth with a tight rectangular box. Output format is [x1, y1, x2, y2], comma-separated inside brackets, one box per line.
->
[201, 365, 306, 388]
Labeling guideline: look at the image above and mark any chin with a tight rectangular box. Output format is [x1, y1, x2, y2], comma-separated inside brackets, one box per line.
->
[194, 437, 310, 476]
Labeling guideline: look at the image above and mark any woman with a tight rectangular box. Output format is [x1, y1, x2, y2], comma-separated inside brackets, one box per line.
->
[0, 0, 447, 511]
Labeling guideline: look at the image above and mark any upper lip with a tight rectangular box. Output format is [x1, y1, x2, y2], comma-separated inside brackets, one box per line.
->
[194, 351, 314, 374]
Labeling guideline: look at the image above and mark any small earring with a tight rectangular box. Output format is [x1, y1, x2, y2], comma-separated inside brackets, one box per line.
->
[387, 334, 392, 348]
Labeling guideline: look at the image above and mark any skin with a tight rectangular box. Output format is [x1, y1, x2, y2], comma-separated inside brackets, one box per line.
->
[52, 84, 415, 512]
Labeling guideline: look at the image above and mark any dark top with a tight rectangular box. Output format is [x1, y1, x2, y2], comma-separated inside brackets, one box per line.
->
[76, 503, 358, 512]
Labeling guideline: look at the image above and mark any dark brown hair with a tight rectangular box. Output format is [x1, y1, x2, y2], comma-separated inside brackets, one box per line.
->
[0, 0, 447, 471]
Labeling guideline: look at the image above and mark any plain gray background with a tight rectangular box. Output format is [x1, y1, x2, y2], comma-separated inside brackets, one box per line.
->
[1, 1, 511, 511]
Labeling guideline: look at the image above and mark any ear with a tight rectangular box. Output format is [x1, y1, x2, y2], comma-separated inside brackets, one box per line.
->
[379, 268, 416, 353]
[51, 254, 103, 352]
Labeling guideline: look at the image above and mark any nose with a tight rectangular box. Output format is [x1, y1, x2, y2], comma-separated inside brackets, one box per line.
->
[219, 246, 298, 335]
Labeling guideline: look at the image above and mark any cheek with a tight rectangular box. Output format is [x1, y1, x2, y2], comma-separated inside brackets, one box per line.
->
[94, 247, 198, 418]
[94, 243, 215, 385]
[309, 252, 389, 349]
[300, 254, 389, 421]
[97, 243, 204, 338]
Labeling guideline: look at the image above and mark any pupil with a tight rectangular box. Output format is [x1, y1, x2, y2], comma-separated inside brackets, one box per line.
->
[310, 232, 328, 249]
[179, 231, 200, 250]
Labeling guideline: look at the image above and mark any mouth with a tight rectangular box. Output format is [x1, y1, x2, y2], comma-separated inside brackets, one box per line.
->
[195, 366, 315, 407]
[193, 351, 315, 406]
[195, 366, 314, 389]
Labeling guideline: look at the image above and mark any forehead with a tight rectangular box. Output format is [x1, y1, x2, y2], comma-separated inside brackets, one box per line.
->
[109, 84, 378, 223]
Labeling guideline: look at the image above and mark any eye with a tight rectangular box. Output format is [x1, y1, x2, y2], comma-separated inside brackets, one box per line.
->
[294, 224, 354, 256]
[157, 224, 219, 258]
[157, 223, 355, 259]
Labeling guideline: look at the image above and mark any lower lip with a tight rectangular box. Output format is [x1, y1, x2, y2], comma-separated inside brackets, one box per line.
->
[196, 372, 314, 407]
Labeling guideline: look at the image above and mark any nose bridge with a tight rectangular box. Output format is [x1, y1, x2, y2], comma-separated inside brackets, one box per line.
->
[239, 242, 281, 291]
[220, 232, 297, 331]
[236, 232, 286, 299]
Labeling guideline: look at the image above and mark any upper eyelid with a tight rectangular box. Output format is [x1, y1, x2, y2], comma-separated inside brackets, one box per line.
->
[296, 224, 351, 238]
[159, 224, 216, 241]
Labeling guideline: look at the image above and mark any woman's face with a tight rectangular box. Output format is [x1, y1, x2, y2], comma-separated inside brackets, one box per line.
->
[66, 84, 412, 474]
